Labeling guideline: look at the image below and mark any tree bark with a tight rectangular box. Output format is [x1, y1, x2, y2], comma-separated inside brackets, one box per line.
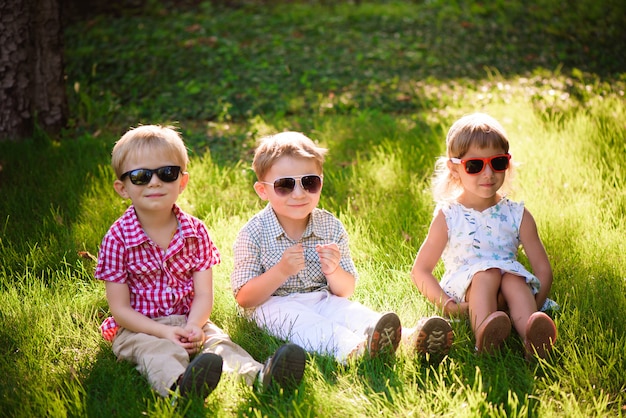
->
[0, 0, 68, 141]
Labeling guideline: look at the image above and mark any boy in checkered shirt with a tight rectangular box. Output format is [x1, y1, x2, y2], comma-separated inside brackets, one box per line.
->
[231, 132, 453, 364]
[95, 125, 305, 400]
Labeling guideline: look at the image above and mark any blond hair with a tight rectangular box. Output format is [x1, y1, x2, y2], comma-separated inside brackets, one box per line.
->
[111, 125, 189, 178]
[432, 113, 514, 202]
[252, 131, 327, 180]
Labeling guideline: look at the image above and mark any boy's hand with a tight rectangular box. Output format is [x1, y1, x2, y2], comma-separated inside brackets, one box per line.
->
[181, 323, 206, 354]
[279, 243, 306, 276]
[162, 325, 195, 347]
[316, 243, 340, 276]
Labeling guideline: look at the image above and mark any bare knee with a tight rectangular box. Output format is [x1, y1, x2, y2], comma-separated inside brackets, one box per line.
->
[468, 269, 502, 295]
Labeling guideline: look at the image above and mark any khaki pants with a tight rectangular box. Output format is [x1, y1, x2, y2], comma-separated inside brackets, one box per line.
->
[112, 315, 263, 396]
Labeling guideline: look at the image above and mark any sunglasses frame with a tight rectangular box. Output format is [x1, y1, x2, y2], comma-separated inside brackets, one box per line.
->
[259, 174, 324, 196]
[449, 153, 511, 175]
[120, 165, 182, 185]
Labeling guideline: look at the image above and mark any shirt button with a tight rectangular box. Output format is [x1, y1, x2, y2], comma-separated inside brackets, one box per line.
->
[141, 266, 147, 272]
[166, 308, 173, 314]
[166, 287, 172, 293]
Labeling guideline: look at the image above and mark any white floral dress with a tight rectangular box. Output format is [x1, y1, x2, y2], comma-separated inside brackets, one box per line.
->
[439, 198, 541, 303]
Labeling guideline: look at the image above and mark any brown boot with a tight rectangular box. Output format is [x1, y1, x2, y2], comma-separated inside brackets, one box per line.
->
[412, 316, 454, 359]
[366, 312, 402, 358]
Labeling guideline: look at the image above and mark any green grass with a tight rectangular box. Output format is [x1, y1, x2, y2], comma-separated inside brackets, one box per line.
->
[1, 1, 625, 417]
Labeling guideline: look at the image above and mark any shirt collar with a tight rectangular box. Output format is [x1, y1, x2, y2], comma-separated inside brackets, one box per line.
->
[121, 204, 196, 247]
[262, 203, 323, 241]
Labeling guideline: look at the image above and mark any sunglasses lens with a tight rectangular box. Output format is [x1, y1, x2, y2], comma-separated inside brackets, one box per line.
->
[124, 166, 181, 185]
[491, 156, 509, 171]
[156, 166, 181, 182]
[129, 169, 152, 185]
[273, 177, 297, 196]
[301, 175, 322, 193]
[464, 160, 484, 174]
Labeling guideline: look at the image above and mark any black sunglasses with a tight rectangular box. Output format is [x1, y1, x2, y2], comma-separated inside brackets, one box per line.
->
[120, 165, 182, 185]
[260, 174, 323, 196]
[450, 154, 511, 175]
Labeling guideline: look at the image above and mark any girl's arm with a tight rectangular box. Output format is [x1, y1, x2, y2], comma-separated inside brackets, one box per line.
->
[411, 210, 466, 316]
[519, 208, 553, 310]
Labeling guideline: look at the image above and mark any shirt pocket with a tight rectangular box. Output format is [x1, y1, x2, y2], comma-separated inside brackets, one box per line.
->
[126, 260, 161, 289]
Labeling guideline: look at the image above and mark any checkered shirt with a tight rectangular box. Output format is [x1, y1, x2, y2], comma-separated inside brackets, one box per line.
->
[95, 204, 220, 341]
[231, 204, 358, 298]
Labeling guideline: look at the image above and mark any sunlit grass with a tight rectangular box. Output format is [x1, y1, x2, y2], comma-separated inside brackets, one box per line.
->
[2, 0, 626, 415]
[3, 80, 624, 416]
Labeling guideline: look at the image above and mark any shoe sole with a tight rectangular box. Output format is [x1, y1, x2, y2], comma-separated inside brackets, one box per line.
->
[179, 352, 223, 399]
[368, 312, 402, 358]
[525, 312, 557, 359]
[263, 344, 306, 389]
[476, 311, 511, 354]
[414, 316, 454, 357]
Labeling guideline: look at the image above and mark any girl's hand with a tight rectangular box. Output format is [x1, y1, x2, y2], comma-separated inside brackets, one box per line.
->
[316, 243, 340, 276]
[443, 299, 469, 317]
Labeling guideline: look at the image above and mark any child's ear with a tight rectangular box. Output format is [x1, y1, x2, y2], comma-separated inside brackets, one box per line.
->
[113, 179, 130, 199]
[253, 181, 269, 201]
[447, 160, 460, 178]
[178, 172, 189, 192]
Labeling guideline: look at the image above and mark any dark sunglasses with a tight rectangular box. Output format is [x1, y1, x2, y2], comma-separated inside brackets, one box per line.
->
[450, 154, 511, 175]
[260, 174, 323, 196]
[120, 165, 182, 185]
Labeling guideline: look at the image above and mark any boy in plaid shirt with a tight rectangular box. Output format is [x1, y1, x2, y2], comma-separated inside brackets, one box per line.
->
[231, 132, 453, 364]
[95, 125, 305, 399]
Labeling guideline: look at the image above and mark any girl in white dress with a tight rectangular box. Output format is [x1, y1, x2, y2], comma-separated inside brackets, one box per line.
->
[411, 113, 557, 358]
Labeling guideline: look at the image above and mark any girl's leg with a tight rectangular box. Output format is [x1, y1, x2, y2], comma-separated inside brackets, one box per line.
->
[467, 269, 511, 353]
[500, 273, 557, 358]
[466, 269, 502, 332]
[500, 273, 536, 339]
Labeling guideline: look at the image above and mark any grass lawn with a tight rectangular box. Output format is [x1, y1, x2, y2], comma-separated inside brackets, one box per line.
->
[1, 1, 625, 417]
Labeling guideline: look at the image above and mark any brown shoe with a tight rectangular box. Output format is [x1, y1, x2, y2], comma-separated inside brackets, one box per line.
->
[475, 311, 511, 354]
[524, 312, 557, 359]
[413, 316, 454, 358]
[366, 312, 402, 358]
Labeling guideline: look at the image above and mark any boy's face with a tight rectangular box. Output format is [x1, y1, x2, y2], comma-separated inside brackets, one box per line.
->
[254, 156, 322, 225]
[113, 150, 188, 214]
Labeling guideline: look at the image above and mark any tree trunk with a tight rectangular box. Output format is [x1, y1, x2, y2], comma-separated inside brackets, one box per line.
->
[0, 0, 68, 141]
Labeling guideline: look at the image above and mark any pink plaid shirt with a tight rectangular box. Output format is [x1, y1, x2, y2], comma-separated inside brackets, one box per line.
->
[95, 204, 220, 341]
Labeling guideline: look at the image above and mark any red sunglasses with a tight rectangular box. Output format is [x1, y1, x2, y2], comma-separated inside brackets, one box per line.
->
[450, 154, 511, 175]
